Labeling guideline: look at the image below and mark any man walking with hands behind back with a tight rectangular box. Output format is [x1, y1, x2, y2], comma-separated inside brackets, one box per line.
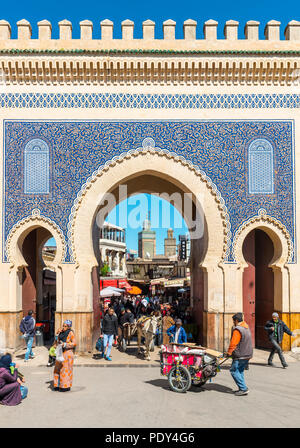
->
[265, 312, 294, 368]
[226, 313, 253, 396]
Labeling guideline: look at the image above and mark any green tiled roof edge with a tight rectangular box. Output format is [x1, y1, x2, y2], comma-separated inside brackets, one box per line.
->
[0, 48, 299, 55]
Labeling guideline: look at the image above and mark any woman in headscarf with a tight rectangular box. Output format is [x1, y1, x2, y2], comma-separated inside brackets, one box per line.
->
[53, 320, 76, 392]
[0, 353, 26, 406]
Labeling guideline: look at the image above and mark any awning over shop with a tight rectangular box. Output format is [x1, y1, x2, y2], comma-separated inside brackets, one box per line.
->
[118, 279, 132, 290]
[128, 286, 142, 295]
[150, 278, 168, 285]
[164, 279, 185, 287]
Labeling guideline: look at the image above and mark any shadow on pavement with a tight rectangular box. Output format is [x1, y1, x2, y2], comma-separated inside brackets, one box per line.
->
[45, 379, 55, 391]
[249, 362, 278, 368]
[145, 378, 170, 390]
[192, 383, 234, 394]
[145, 379, 234, 395]
[45, 380, 85, 393]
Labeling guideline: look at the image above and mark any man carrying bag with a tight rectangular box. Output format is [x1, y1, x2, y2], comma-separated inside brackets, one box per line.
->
[100, 307, 118, 361]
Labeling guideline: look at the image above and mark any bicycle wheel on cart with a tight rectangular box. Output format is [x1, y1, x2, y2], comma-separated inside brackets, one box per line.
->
[168, 365, 192, 393]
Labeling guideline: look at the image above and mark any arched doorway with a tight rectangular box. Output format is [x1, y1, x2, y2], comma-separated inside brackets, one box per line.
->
[5, 212, 65, 349]
[70, 150, 229, 351]
[91, 173, 206, 345]
[21, 228, 57, 342]
[242, 229, 274, 348]
[233, 211, 294, 352]
[96, 192, 193, 340]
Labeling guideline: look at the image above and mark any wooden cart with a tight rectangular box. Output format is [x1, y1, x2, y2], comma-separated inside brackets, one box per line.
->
[160, 343, 226, 393]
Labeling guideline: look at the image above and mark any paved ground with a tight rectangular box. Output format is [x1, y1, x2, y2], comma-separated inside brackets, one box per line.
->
[12, 340, 300, 367]
[13, 340, 163, 367]
[1, 345, 300, 428]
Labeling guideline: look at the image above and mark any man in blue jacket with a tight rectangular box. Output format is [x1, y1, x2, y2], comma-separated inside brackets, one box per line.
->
[19, 310, 36, 362]
[167, 319, 187, 344]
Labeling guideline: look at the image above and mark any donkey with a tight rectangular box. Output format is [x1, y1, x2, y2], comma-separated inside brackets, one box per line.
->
[136, 312, 162, 361]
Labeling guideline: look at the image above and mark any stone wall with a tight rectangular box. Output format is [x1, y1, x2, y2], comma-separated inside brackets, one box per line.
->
[0, 17, 299, 352]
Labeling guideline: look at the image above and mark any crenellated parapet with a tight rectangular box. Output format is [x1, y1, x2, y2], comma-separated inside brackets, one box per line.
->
[0, 19, 299, 86]
[0, 18, 299, 49]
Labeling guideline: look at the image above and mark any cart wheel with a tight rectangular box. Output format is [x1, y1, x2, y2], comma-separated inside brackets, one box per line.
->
[168, 366, 192, 393]
[150, 339, 155, 352]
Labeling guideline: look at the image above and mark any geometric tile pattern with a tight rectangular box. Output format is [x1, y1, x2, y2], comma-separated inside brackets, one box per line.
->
[0, 93, 299, 109]
[3, 119, 295, 263]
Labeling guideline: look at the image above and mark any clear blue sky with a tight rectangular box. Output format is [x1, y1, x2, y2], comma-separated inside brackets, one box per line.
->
[45, 194, 190, 252]
[106, 194, 189, 254]
[1, 0, 299, 39]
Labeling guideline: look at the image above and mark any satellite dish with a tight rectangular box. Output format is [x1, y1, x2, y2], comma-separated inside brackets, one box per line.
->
[146, 252, 151, 258]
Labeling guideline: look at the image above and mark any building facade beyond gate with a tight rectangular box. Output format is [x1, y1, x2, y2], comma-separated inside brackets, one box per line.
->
[0, 17, 299, 353]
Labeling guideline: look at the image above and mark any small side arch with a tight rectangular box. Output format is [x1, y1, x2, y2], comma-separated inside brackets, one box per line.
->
[233, 209, 293, 268]
[5, 209, 66, 270]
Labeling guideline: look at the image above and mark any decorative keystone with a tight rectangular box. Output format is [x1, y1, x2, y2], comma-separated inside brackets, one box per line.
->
[37, 20, 52, 40]
[284, 20, 300, 41]
[17, 19, 32, 40]
[244, 20, 260, 40]
[183, 19, 197, 40]
[224, 20, 239, 40]
[122, 19, 134, 40]
[58, 19, 72, 40]
[264, 20, 281, 41]
[163, 19, 176, 40]
[143, 19, 155, 40]
[203, 19, 218, 41]
[80, 20, 93, 40]
[101, 19, 113, 40]
[0, 20, 11, 40]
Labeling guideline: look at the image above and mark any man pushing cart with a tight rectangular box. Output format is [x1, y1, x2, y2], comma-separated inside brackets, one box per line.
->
[160, 312, 253, 395]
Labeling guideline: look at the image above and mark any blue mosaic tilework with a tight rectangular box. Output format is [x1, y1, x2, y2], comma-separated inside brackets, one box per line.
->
[0, 93, 299, 109]
[3, 120, 295, 263]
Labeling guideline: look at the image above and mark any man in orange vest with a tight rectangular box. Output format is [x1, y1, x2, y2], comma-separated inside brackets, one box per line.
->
[226, 313, 253, 396]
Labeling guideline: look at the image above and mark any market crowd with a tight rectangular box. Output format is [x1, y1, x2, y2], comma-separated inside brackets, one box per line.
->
[96, 294, 193, 360]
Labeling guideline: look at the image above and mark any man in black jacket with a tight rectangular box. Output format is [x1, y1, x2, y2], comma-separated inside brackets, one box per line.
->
[100, 307, 118, 361]
[265, 312, 294, 368]
[118, 307, 134, 328]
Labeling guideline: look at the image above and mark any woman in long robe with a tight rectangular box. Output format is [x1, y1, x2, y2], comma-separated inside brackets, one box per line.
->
[162, 311, 175, 345]
[0, 354, 22, 406]
[53, 320, 76, 392]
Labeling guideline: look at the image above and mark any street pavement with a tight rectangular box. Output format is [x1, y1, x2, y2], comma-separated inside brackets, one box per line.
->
[1, 345, 300, 428]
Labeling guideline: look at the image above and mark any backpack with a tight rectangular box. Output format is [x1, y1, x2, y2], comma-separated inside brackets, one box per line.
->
[95, 336, 104, 352]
